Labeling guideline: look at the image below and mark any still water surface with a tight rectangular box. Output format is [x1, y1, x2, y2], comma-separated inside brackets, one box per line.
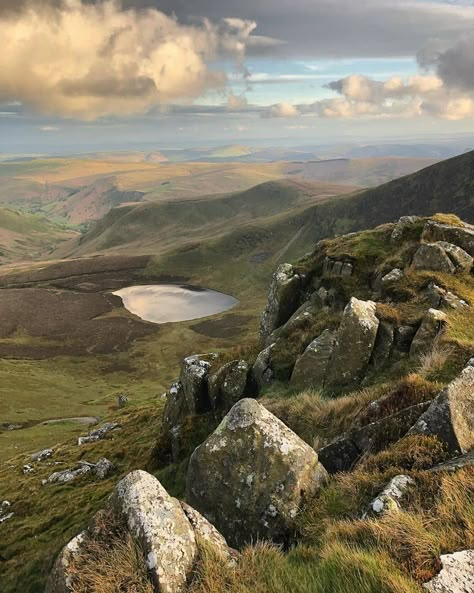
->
[113, 284, 238, 324]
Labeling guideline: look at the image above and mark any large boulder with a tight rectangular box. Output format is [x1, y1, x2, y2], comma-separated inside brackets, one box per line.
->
[325, 298, 380, 390]
[186, 399, 328, 548]
[113, 470, 197, 593]
[409, 364, 474, 455]
[422, 220, 474, 256]
[45, 532, 87, 593]
[410, 308, 448, 358]
[423, 550, 474, 593]
[290, 330, 336, 390]
[412, 243, 456, 274]
[260, 264, 301, 338]
[208, 360, 250, 418]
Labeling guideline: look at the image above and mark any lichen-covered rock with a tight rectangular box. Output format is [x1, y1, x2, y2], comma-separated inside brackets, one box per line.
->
[186, 399, 328, 548]
[382, 268, 404, 284]
[391, 216, 422, 242]
[422, 220, 474, 256]
[423, 550, 474, 593]
[317, 437, 361, 474]
[162, 381, 188, 436]
[42, 459, 115, 485]
[290, 330, 336, 390]
[325, 298, 380, 390]
[93, 458, 116, 480]
[430, 451, 474, 474]
[113, 470, 197, 593]
[436, 241, 473, 273]
[409, 364, 474, 455]
[260, 264, 301, 338]
[45, 531, 87, 593]
[78, 422, 120, 446]
[180, 355, 212, 415]
[410, 309, 448, 358]
[412, 243, 456, 274]
[424, 282, 469, 310]
[180, 502, 236, 565]
[208, 360, 249, 418]
[31, 448, 54, 462]
[266, 300, 319, 347]
[365, 475, 415, 517]
[252, 343, 276, 389]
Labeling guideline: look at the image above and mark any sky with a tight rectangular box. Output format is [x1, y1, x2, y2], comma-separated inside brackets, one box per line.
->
[1, 0, 474, 153]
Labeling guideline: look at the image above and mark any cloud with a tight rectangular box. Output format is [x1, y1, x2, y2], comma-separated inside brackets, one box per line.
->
[264, 102, 301, 118]
[0, 0, 264, 119]
[428, 35, 474, 91]
[40, 125, 60, 132]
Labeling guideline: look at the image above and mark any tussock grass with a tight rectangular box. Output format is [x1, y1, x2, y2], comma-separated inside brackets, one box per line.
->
[417, 339, 455, 381]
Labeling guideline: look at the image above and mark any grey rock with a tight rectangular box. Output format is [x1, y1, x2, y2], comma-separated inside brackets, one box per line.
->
[317, 437, 361, 474]
[117, 394, 129, 408]
[0, 500, 13, 525]
[409, 364, 474, 455]
[382, 268, 404, 284]
[78, 422, 120, 446]
[423, 550, 474, 593]
[437, 241, 473, 273]
[31, 448, 54, 462]
[252, 343, 276, 389]
[424, 283, 469, 310]
[370, 320, 394, 367]
[365, 475, 415, 517]
[410, 308, 448, 358]
[430, 451, 474, 473]
[208, 360, 249, 418]
[423, 220, 474, 256]
[395, 324, 418, 352]
[186, 399, 328, 548]
[266, 300, 319, 347]
[45, 531, 88, 593]
[325, 298, 380, 390]
[391, 216, 422, 242]
[113, 470, 197, 593]
[43, 459, 115, 485]
[162, 381, 188, 436]
[260, 264, 301, 338]
[93, 458, 116, 480]
[180, 355, 211, 415]
[23, 464, 35, 474]
[412, 243, 456, 274]
[341, 262, 354, 277]
[290, 330, 336, 390]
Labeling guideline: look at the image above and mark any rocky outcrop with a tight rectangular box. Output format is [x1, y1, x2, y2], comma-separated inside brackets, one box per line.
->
[31, 448, 54, 462]
[252, 344, 276, 389]
[437, 241, 473, 272]
[290, 330, 336, 390]
[365, 475, 415, 517]
[322, 257, 353, 278]
[186, 399, 328, 548]
[180, 355, 212, 415]
[112, 471, 197, 593]
[412, 244, 456, 274]
[42, 458, 116, 485]
[45, 532, 87, 593]
[410, 309, 448, 358]
[325, 298, 379, 390]
[422, 220, 474, 256]
[78, 422, 120, 446]
[391, 216, 422, 242]
[409, 364, 474, 455]
[208, 360, 250, 418]
[424, 283, 469, 310]
[260, 264, 301, 339]
[423, 550, 474, 593]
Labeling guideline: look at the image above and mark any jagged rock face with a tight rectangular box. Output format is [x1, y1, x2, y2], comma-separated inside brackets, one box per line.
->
[180, 356, 211, 415]
[365, 475, 415, 518]
[423, 550, 474, 593]
[413, 243, 456, 274]
[410, 308, 448, 358]
[409, 364, 474, 455]
[45, 531, 87, 593]
[290, 330, 336, 390]
[186, 399, 328, 548]
[260, 264, 301, 339]
[325, 298, 380, 390]
[208, 360, 250, 418]
[113, 470, 197, 593]
[422, 220, 474, 256]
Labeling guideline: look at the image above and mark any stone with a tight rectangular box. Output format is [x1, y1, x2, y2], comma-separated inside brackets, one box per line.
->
[412, 243, 456, 274]
[424, 283, 469, 310]
[117, 394, 129, 408]
[31, 448, 54, 463]
[266, 301, 318, 347]
[290, 330, 336, 390]
[186, 399, 328, 548]
[395, 324, 418, 352]
[317, 437, 361, 474]
[43, 459, 115, 485]
[252, 343, 276, 389]
[410, 309, 448, 358]
[436, 241, 473, 273]
[341, 262, 354, 277]
[430, 451, 474, 473]
[180, 502, 236, 565]
[23, 464, 35, 474]
[179, 355, 211, 416]
[78, 422, 120, 446]
[365, 475, 415, 517]
[391, 216, 422, 242]
[423, 550, 474, 593]
[423, 220, 474, 256]
[382, 268, 404, 284]
[260, 264, 301, 338]
[45, 531, 88, 593]
[93, 458, 116, 480]
[325, 298, 380, 390]
[113, 470, 197, 593]
[208, 360, 249, 418]
[409, 364, 474, 455]
[0, 500, 13, 525]
[162, 381, 188, 436]
[370, 320, 394, 367]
